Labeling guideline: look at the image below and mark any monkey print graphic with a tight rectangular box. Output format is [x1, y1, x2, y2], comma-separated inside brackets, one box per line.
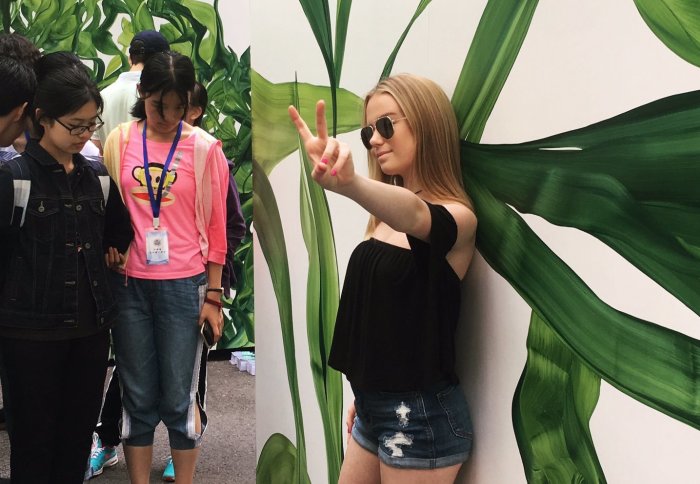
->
[130, 160, 179, 206]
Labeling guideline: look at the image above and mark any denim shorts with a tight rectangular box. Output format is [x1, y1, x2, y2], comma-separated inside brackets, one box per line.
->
[351, 382, 473, 469]
[111, 272, 207, 450]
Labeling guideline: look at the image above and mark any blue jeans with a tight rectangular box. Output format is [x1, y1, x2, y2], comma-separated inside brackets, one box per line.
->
[351, 382, 473, 469]
[111, 272, 207, 450]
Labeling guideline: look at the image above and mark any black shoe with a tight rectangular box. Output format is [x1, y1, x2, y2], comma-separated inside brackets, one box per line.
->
[0, 407, 5, 431]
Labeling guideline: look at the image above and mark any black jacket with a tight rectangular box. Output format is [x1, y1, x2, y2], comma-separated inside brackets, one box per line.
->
[0, 141, 133, 337]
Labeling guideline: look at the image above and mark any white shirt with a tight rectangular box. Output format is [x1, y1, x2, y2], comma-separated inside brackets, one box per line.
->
[0, 139, 100, 159]
[94, 71, 141, 146]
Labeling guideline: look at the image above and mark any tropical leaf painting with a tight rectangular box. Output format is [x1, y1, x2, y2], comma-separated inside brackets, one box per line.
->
[1, 0, 254, 349]
[254, 0, 699, 482]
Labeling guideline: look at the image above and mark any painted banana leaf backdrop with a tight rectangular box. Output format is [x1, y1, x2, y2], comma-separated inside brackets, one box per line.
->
[254, 0, 700, 483]
[0, 0, 254, 349]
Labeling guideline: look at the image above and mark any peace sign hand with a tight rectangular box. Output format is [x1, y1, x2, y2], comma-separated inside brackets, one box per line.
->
[288, 100, 355, 192]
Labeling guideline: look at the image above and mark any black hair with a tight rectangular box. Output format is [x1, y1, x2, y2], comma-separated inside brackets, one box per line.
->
[35, 51, 90, 79]
[0, 33, 41, 71]
[129, 39, 157, 66]
[0, 57, 36, 116]
[32, 52, 103, 134]
[189, 81, 208, 127]
[131, 51, 195, 121]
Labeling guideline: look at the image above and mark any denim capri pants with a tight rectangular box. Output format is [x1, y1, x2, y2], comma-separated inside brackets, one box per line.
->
[351, 382, 473, 469]
[111, 272, 207, 450]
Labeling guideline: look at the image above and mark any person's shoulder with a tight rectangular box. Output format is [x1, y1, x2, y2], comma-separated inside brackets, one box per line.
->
[191, 125, 218, 144]
[102, 71, 140, 89]
[440, 201, 477, 239]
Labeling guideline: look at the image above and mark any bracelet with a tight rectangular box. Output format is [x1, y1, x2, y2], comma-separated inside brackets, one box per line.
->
[206, 287, 224, 293]
[204, 297, 223, 309]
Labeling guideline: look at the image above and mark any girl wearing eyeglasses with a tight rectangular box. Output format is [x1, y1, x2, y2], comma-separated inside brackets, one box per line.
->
[289, 73, 477, 483]
[0, 52, 133, 483]
[102, 51, 228, 484]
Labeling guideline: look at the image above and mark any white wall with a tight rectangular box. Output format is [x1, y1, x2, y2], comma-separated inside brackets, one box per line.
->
[253, 2, 700, 483]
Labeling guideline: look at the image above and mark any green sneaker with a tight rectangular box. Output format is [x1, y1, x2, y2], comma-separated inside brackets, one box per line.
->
[162, 456, 175, 482]
[84, 433, 118, 480]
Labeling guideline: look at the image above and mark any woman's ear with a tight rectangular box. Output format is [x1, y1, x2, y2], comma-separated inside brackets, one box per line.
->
[12, 102, 28, 122]
[187, 105, 203, 125]
[34, 107, 48, 127]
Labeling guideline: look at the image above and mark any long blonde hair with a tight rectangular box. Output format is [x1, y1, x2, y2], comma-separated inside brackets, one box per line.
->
[364, 73, 472, 234]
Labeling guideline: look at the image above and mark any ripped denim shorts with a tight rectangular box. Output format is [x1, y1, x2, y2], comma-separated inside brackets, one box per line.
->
[351, 382, 473, 469]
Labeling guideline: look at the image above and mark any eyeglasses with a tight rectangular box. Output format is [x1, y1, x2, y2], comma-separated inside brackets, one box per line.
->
[360, 115, 407, 149]
[54, 116, 104, 136]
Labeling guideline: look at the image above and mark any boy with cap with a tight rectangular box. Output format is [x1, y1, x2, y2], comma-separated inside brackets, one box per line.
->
[91, 30, 170, 152]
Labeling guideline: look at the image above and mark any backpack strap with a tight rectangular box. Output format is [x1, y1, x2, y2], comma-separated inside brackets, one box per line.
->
[5, 155, 110, 229]
[5, 157, 31, 229]
[83, 155, 111, 203]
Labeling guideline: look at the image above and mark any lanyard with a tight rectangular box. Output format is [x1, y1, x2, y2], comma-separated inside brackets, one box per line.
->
[142, 120, 182, 228]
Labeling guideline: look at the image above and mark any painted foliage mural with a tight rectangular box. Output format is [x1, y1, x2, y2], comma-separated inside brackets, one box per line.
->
[254, 1, 700, 483]
[0, 0, 253, 349]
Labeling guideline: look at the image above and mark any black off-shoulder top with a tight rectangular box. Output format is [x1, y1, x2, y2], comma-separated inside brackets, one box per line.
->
[328, 202, 462, 392]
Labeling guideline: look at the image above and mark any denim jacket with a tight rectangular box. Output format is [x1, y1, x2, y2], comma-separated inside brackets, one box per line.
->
[0, 141, 133, 336]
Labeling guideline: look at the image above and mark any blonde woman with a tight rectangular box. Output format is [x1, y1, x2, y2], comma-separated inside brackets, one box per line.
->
[289, 74, 477, 483]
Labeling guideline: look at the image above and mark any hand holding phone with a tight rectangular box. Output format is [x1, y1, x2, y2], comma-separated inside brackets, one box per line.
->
[201, 319, 215, 348]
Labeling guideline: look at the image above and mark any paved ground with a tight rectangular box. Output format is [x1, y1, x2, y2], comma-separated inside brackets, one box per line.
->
[0, 354, 255, 483]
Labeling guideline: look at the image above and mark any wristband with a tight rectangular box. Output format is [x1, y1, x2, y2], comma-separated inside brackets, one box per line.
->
[206, 287, 224, 293]
[204, 297, 223, 309]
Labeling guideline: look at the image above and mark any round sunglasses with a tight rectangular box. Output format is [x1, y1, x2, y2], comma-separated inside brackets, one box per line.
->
[360, 115, 406, 149]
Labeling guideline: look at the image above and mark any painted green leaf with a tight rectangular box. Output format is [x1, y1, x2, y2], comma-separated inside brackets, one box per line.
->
[179, 0, 219, 66]
[465, 90, 700, 316]
[513, 312, 605, 484]
[452, 0, 538, 142]
[297, 0, 334, 75]
[297, 0, 344, 136]
[295, 90, 343, 480]
[257, 433, 311, 484]
[28, 0, 60, 46]
[253, 160, 309, 481]
[132, 0, 155, 31]
[466, 175, 700, 430]
[77, 31, 97, 58]
[91, 29, 122, 56]
[634, 0, 700, 67]
[334, 0, 352, 85]
[380, 0, 432, 79]
[251, 70, 363, 174]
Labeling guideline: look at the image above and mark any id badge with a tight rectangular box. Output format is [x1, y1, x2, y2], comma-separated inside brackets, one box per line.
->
[145, 228, 169, 265]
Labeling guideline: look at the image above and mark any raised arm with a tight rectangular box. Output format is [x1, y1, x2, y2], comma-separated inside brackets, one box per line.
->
[288, 100, 432, 240]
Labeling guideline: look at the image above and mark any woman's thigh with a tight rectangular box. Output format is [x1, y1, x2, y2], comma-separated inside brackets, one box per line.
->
[152, 274, 205, 402]
[111, 276, 159, 409]
[379, 461, 463, 484]
[338, 435, 381, 484]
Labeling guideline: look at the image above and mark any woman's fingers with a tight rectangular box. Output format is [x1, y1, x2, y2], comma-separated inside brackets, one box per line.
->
[315, 100, 328, 140]
[332, 143, 352, 177]
[105, 247, 122, 268]
[199, 301, 224, 343]
[320, 137, 339, 167]
[346, 402, 356, 437]
[288, 105, 313, 143]
[289, 100, 329, 142]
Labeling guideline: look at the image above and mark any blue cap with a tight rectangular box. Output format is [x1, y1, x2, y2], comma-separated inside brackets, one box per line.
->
[129, 30, 169, 56]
